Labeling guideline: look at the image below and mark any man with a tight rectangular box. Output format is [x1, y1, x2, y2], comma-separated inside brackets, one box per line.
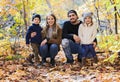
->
[62, 10, 82, 64]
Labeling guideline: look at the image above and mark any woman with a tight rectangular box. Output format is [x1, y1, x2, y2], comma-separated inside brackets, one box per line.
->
[39, 14, 62, 66]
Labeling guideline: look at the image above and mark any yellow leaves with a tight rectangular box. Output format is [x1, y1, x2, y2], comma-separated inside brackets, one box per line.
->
[0, 69, 4, 77]
[8, 8, 17, 16]
[0, 39, 11, 56]
[80, 70, 87, 75]
[15, 69, 27, 76]
[103, 52, 118, 64]
[0, 33, 3, 38]
[95, 1, 100, 8]
[97, 35, 120, 52]
[106, 14, 114, 19]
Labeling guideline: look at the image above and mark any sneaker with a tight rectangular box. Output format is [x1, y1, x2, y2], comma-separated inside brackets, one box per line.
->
[94, 56, 98, 63]
[78, 58, 82, 63]
[67, 59, 74, 63]
[81, 57, 86, 66]
[63, 59, 74, 65]
[26, 58, 34, 64]
[50, 59, 55, 66]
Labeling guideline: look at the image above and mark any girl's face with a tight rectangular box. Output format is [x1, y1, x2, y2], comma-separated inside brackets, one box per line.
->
[33, 17, 40, 24]
[47, 15, 55, 27]
[84, 16, 92, 24]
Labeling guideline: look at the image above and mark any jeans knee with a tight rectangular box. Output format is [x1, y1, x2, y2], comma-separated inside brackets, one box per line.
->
[40, 45, 48, 52]
[62, 39, 69, 48]
[50, 44, 58, 51]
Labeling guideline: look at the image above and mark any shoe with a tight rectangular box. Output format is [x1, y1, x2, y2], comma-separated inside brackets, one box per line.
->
[81, 57, 86, 66]
[26, 58, 34, 64]
[26, 54, 34, 64]
[94, 56, 98, 63]
[50, 58, 55, 66]
[39, 58, 46, 66]
[63, 59, 74, 65]
[78, 58, 82, 63]
[35, 57, 40, 63]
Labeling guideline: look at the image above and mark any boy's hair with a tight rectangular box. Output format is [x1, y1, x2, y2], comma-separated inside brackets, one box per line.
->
[32, 14, 41, 21]
[67, 10, 78, 17]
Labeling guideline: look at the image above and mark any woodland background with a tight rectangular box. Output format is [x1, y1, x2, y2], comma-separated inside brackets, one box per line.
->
[0, 0, 120, 82]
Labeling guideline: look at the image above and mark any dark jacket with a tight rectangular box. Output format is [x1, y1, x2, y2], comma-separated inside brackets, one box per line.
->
[62, 21, 82, 42]
[26, 24, 42, 44]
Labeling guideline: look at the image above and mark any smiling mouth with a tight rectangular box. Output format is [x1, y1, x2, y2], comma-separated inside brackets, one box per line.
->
[70, 18, 75, 20]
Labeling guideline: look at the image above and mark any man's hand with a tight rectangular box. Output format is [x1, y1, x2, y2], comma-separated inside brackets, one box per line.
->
[40, 39, 47, 46]
[73, 34, 80, 43]
[31, 32, 37, 37]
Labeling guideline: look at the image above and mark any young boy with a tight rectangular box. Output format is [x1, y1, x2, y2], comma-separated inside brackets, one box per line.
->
[78, 12, 98, 66]
[26, 14, 42, 64]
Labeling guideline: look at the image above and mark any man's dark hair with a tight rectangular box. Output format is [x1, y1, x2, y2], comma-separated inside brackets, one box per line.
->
[67, 10, 78, 17]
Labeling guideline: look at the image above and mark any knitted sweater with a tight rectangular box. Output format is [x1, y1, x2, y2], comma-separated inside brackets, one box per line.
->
[78, 23, 97, 44]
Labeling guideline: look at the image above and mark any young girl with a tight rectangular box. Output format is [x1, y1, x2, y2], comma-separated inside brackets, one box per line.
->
[78, 12, 98, 66]
[39, 14, 62, 66]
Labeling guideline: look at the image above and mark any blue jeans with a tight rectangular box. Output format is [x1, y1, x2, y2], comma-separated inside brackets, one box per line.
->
[81, 44, 96, 58]
[62, 39, 82, 62]
[40, 44, 58, 59]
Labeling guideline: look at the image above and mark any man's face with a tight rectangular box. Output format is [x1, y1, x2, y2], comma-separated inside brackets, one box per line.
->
[68, 13, 78, 23]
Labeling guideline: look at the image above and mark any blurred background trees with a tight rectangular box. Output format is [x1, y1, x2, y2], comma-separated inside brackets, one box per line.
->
[0, 0, 120, 34]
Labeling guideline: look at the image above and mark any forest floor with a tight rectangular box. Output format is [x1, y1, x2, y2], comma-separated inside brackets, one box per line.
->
[0, 41, 120, 82]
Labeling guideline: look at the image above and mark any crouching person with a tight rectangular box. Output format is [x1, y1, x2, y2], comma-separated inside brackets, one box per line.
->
[38, 14, 62, 66]
[78, 12, 98, 66]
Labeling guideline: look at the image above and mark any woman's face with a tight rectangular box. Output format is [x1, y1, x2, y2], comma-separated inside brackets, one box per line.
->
[47, 15, 55, 27]
[84, 16, 92, 24]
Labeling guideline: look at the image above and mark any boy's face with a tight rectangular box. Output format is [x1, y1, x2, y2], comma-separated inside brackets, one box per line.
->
[33, 17, 40, 24]
[84, 16, 92, 24]
[68, 13, 78, 23]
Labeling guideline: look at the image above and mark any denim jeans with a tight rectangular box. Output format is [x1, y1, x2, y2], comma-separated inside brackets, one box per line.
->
[62, 38, 82, 62]
[40, 44, 58, 59]
[81, 44, 96, 58]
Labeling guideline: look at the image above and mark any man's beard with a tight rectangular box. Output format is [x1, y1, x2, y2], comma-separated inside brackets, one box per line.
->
[70, 19, 77, 24]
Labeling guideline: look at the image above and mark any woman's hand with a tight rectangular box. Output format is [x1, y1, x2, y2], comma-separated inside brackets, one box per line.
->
[40, 39, 47, 46]
[31, 32, 37, 37]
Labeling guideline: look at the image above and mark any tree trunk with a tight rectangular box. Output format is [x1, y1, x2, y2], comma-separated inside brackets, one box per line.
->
[114, 6, 118, 34]
[22, 0, 28, 31]
[94, 0, 101, 31]
[46, 0, 52, 12]
[110, 0, 118, 34]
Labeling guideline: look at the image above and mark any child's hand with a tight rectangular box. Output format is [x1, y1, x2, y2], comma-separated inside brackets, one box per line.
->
[31, 32, 36, 37]
[93, 42, 97, 48]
